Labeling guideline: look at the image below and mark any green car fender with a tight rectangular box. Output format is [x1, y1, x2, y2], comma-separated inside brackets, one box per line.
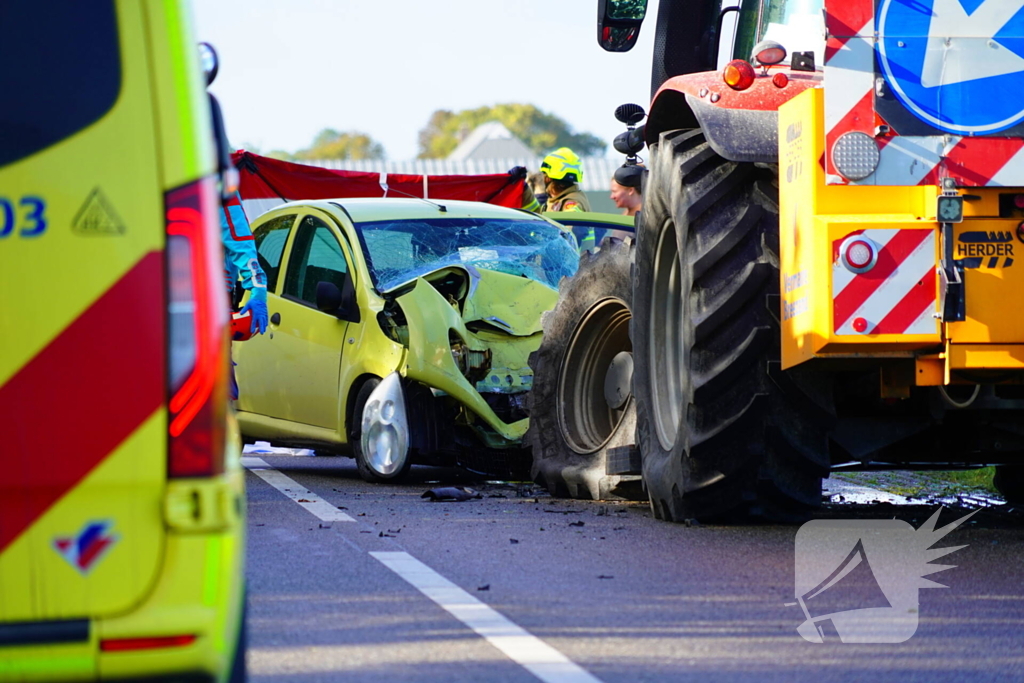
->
[394, 272, 557, 443]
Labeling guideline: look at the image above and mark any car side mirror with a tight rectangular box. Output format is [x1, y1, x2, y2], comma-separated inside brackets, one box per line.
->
[316, 276, 360, 323]
[597, 0, 648, 52]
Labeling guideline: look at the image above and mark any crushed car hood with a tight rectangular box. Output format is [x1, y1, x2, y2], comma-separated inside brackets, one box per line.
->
[461, 268, 556, 336]
[390, 264, 557, 336]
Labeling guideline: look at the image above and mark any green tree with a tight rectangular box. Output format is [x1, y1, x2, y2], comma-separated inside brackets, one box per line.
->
[265, 149, 295, 161]
[292, 129, 386, 161]
[416, 104, 606, 159]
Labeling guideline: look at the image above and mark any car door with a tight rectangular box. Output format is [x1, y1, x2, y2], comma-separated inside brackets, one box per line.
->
[266, 211, 353, 429]
[234, 212, 295, 415]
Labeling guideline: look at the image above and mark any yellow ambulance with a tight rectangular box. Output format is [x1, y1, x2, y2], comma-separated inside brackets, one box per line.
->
[0, 2, 245, 680]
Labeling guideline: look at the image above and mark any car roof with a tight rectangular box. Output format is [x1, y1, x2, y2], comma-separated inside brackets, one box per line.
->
[276, 197, 545, 224]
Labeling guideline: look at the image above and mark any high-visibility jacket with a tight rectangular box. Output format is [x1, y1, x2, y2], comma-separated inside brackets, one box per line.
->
[543, 183, 590, 213]
[520, 183, 542, 213]
[221, 191, 268, 301]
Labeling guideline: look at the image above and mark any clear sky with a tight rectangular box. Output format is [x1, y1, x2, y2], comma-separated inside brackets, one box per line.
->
[193, 0, 663, 160]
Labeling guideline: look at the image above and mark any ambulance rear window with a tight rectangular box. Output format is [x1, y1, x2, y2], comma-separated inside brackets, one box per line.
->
[0, 1, 121, 167]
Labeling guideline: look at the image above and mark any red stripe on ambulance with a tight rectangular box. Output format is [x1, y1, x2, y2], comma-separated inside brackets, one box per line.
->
[0, 253, 164, 553]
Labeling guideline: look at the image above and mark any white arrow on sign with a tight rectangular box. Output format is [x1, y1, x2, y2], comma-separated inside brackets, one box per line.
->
[920, 0, 1024, 88]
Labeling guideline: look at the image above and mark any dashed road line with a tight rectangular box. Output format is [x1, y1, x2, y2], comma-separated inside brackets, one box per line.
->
[242, 456, 354, 522]
[371, 551, 603, 683]
[244, 458, 602, 682]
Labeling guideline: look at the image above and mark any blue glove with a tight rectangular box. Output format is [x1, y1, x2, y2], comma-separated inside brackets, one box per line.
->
[241, 287, 268, 335]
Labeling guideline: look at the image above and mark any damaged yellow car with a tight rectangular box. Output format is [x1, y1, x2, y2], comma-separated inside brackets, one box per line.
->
[234, 198, 578, 481]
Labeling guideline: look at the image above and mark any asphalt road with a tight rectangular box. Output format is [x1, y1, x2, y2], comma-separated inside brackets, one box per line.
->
[243, 454, 1024, 683]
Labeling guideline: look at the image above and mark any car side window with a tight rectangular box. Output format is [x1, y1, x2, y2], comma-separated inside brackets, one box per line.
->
[254, 214, 294, 292]
[283, 215, 350, 306]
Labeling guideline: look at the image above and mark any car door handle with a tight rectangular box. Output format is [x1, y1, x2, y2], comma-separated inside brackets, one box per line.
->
[270, 312, 281, 325]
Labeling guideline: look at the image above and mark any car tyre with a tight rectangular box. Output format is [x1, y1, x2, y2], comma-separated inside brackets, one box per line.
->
[352, 377, 412, 483]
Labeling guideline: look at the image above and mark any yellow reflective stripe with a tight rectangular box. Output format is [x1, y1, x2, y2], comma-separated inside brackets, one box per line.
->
[0, 656, 93, 676]
[579, 227, 596, 253]
[203, 535, 223, 607]
[204, 534, 237, 653]
[523, 197, 541, 213]
[163, 6, 196, 172]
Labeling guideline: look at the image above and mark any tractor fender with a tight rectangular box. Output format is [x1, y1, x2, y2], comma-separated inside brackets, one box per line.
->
[645, 69, 821, 164]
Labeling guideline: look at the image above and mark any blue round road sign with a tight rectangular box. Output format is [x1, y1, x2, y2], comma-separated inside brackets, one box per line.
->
[877, 0, 1024, 135]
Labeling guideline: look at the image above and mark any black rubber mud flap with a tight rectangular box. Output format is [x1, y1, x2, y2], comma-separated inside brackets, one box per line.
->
[994, 464, 1024, 504]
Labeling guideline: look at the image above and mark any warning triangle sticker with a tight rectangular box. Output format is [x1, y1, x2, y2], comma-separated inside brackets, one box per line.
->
[72, 188, 125, 236]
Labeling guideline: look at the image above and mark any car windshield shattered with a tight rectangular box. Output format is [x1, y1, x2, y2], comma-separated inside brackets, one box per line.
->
[354, 216, 579, 292]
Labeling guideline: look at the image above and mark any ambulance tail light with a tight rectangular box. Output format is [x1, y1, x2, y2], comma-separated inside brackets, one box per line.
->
[165, 177, 228, 478]
[101, 635, 197, 652]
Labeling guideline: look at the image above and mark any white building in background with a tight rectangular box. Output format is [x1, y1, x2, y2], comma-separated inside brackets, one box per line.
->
[447, 122, 534, 161]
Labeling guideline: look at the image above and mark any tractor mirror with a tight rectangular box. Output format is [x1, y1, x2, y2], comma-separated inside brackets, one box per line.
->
[598, 0, 648, 52]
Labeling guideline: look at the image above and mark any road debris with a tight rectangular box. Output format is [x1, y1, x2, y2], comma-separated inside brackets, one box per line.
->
[421, 486, 482, 502]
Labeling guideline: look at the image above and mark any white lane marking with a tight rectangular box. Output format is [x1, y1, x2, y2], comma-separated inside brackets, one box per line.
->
[371, 551, 602, 683]
[243, 456, 355, 522]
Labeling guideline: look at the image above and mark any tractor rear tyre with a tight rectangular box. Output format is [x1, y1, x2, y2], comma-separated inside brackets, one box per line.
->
[529, 237, 640, 500]
[632, 129, 832, 522]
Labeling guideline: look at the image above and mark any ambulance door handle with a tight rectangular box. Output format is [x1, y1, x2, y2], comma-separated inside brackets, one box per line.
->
[270, 312, 281, 325]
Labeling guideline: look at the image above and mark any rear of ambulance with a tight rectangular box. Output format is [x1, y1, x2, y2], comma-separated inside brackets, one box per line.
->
[0, 1, 245, 681]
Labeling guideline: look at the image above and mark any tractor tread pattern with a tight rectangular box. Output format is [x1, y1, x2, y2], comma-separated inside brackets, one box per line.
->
[528, 237, 639, 501]
[632, 130, 833, 522]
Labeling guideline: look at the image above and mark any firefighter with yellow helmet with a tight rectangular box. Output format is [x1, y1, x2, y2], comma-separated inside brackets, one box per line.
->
[540, 147, 591, 213]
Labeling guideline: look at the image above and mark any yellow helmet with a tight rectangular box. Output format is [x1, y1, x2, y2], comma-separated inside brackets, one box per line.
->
[540, 147, 583, 184]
